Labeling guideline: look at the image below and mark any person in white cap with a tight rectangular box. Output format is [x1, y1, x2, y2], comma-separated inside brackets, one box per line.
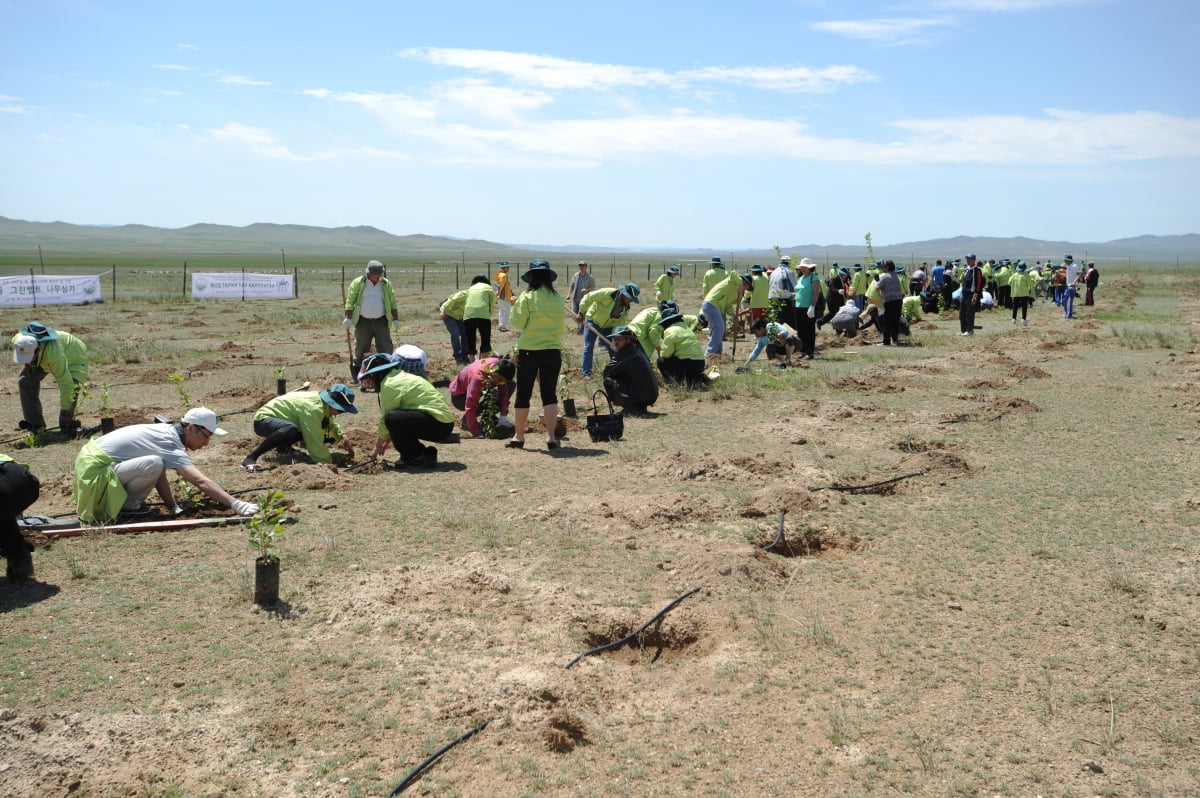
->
[11, 320, 89, 434]
[342, 260, 400, 379]
[73, 408, 256, 523]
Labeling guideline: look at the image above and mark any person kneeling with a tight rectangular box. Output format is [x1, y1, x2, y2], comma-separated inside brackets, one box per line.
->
[365, 348, 453, 469]
[450, 356, 515, 438]
[242, 384, 357, 471]
[602, 326, 659, 415]
[656, 308, 709, 388]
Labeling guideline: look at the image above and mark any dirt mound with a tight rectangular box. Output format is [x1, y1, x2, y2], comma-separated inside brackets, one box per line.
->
[304, 350, 345, 363]
[189, 359, 227, 372]
[1037, 341, 1066, 351]
[651, 451, 788, 482]
[218, 341, 244, 351]
[267, 463, 360, 492]
[985, 396, 1041, 413]
[899, 450, 972, 479]
[744, 482, 830, 517]
[656, 545, 790, 595]
[830, 376, 907, 393]
[963, 378, 1008, 390]
[1011, 365, 1051, 379]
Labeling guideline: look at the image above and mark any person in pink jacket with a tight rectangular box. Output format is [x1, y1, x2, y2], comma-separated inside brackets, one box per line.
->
[449, 357, 516, 438]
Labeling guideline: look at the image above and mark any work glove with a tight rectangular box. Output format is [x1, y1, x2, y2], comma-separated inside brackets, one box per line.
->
[231, 499, 258, 517]
[170, 504, 184, 517]
[341, 318, 353, 331]
[392, 319, 401, 331]
[498, 415, 510, 425]
[806, 306, 816, 319]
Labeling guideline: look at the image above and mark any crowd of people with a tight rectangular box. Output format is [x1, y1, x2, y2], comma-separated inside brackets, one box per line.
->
[3, 253, 1099, 581]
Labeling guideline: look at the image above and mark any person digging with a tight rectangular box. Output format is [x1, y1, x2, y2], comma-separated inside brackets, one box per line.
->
[241, 383, 358, 472]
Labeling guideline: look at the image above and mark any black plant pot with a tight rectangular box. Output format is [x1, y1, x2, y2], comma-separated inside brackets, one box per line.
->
[276, 379, 287, 396]
[254, 557, 280, 605]
[100, 417, 115, 434]
[562, 398, 577, 418]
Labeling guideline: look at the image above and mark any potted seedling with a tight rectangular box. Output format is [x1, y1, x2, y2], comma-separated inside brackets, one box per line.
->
[96, 382, 115, 433]
[246, 489, 290, 605]
[275, 365, 287, 395]
[558, 374, 576, 418]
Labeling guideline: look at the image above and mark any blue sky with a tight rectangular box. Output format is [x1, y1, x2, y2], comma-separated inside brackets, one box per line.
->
[2, 0, 1197, 248]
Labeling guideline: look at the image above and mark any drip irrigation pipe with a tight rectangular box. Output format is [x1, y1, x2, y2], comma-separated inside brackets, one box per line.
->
[564, 587, 701, 669]
[814, 471, 924, 493]
[386, 719, 490, 796]
[763, 510, 786, 553]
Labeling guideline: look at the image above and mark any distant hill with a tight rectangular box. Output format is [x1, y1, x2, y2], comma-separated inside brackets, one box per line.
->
[0, 217, 1195, 262]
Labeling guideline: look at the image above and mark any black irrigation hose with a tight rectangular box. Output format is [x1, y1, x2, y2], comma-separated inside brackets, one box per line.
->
[564, 587, 702, 670]
[386, 719, 490, 796]
[815, 471, 924, 493]
[763, 510, 786, 553]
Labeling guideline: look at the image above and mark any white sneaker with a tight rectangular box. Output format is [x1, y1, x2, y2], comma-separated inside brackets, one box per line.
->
[959, 331, 970, 336]
[1022, 320, 1028, 326]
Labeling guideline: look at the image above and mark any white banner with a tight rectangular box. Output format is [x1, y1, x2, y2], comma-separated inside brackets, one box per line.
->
[190, 272, 294, 298]
[0, 274, 103, 307]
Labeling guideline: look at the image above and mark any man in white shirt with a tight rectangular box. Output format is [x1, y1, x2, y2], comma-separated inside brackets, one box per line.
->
[1062, 255, 1081, 319]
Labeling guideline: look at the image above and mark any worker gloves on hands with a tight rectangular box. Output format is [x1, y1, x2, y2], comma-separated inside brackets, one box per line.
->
[391, 319, 401, 331]
[806, 307, 816, 319]
[231, 499, 259, 517]
[341, 318, 353, 331]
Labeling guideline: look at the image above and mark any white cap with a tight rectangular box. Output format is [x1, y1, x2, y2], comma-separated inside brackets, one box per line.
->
[13, 334, 37, 364]
[798, 258, 818, 269]
[181, 407, 228, 436]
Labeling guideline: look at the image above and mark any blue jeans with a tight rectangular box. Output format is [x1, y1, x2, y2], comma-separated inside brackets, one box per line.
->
[443, 317, 466, 363]
[1062, 287, 1076, 318]
[581, 324, 614, 377]
[701, 301, 724, 357]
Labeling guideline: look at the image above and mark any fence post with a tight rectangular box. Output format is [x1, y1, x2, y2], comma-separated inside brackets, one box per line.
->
[293, 265, 298, 298]
[242, 266, 245, 302]
[421, 263, 426, 292]
[29, 268, 36, 308]
[182, 261, 187, 298]
[112, 265, 116, 302]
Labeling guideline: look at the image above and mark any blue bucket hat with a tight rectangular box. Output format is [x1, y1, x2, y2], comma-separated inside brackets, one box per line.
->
[319, 383, 358, 414]
[618, 282, 641, 303]
[666, 265, 681, 275]
[21, 321, 58, 341]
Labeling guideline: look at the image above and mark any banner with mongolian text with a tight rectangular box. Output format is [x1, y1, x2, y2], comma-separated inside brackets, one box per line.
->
[190, 272, 294, 299]
[0, 274, 104, 307]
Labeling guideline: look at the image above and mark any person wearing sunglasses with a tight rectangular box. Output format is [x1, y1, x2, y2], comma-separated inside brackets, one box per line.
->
[74, 407, 257, 522]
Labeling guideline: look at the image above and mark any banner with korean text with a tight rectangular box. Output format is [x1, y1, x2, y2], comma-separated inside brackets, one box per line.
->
[0, 274, 104, 307]
[190, 272, 294, 299]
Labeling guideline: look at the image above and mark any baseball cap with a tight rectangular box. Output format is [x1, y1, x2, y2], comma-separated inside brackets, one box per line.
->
[181, 407, 228, 436]
[13, 334, 38, 364]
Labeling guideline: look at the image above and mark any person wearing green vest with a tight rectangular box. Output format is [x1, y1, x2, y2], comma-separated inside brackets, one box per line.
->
[438, 288, 469, 365]
[747, 264, 770, 323]
[850, 264, 869, 311]
[628, 304, 665, 361]
[507, 259, 566, 450]
[241, 384, 357, 472]
[1008, 261, 1037, 326]
[701, 271, 750, 359]
[343, 261, 400, 379]
[366, 346, 452, 469]
[657, 305, 708, 387]
[700, 257, 727, 301]
[655, 265, 680, 303]
[12, 321, 88, 433]
[74, 408, 256, 523]
[995, 261, 1013, 309]
[576, 282, 640, 378]
[463, 275, 496, 362]
[1, 452, 39, 580]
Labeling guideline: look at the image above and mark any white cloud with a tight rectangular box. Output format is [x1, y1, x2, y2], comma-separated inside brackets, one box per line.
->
[809, 17, 953, 43]
[0, 94, 27, 113]
[400, 47, 676, 91]
[207, 123, 307, 160]
[435, 79, 555, 123]
[154, 64, 193, 72]
[220, 75, 270, 87]
[679, 65, 878, 92]
[177, 43, 197, 51]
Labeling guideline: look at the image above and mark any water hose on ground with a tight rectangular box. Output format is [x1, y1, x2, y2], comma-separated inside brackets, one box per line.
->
[564, 587, 701, 669]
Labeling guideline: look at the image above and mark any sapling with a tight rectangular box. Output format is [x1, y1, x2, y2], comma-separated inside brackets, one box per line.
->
[247, 489, 289, 564]
[167, 373, 191, 407]
[478, 361, 500, 438]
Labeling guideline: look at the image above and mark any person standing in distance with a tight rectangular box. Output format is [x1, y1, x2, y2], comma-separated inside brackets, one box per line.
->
[567, 261, 595, 335]
[494, 261, 514, 331]
[959, 253, 984, 335]
[343, 260, 400, 379]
